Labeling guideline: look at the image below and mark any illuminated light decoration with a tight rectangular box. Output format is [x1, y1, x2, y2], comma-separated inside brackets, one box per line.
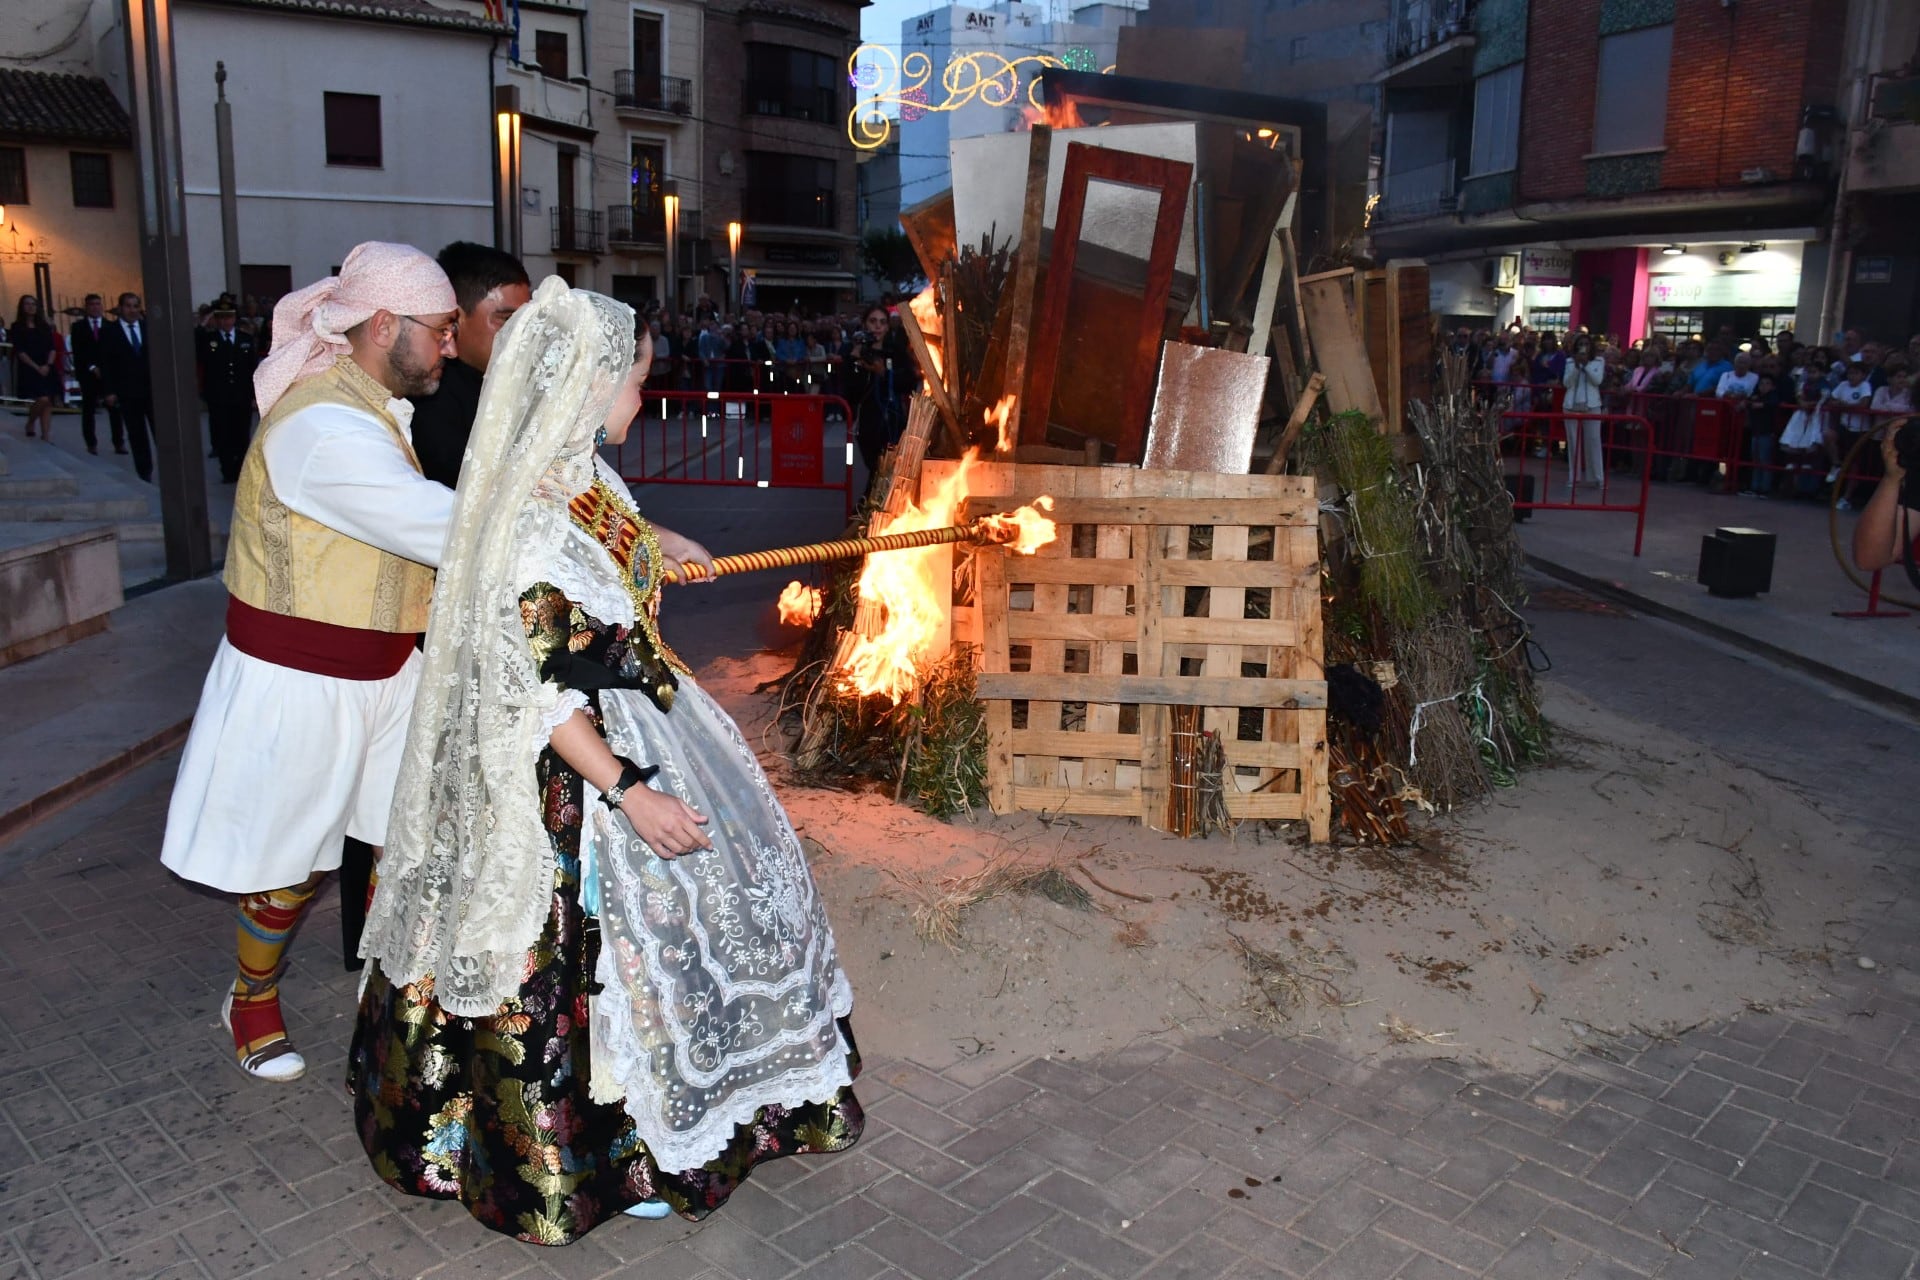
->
[847, 43, 1107, 150]
[1062, 45, 1096, 72]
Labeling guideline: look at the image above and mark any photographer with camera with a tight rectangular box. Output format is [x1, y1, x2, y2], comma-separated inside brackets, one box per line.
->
[1851, 417, 1920, 584]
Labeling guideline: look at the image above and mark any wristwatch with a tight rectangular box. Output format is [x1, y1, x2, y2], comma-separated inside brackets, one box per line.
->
[600, 757, 658, 810]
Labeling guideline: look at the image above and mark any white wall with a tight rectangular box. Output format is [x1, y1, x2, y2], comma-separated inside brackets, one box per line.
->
[171, 4, 495, 301]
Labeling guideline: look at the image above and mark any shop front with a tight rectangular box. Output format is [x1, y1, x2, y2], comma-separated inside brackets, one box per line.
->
[1643, 243, 1804, 348]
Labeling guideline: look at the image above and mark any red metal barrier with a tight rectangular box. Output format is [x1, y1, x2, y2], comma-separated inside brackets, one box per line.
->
[1500, 410, 1656, 556]
[613, 390, 857, 518]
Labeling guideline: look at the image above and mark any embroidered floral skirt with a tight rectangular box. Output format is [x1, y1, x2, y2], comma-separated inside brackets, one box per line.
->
[346, 746, 864, 1246]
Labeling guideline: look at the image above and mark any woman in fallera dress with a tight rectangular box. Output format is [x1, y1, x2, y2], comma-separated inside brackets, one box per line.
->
[351, 278, 862, 1246]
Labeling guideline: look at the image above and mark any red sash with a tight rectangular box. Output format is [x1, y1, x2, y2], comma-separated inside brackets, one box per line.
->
[225, 597, 417, 680]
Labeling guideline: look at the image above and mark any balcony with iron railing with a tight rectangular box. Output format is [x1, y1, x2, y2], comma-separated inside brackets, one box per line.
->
[1376, 0, 1477, 88]
[551, 207, 604, 255]
[1851, 71, 1920, 193]
[614, 69, 694, 118]
[606, 206, 711, 271]
[1374, 158, 1459, 225]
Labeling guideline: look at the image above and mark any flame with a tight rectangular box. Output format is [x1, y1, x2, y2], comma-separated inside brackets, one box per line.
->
[977, 495, 1057, 554]
[908, 285, 943, 385]
[777, 580, 821, 626]
[985, 394, 1017, 454]
[837, 449, 982, 701]
[1021, 99, 1087, 130]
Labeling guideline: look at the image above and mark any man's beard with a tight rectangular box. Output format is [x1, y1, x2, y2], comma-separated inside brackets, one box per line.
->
[387, 342, 443, 397]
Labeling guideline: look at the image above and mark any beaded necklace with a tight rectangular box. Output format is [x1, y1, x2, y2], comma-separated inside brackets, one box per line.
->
[567, 478, 690, 700]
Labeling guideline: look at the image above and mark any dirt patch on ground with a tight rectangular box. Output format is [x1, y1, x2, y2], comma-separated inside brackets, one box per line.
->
[704, 650, 1872, 1077]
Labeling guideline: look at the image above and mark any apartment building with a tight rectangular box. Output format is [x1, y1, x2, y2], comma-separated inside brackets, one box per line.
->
[1371, 0, 1847, 346]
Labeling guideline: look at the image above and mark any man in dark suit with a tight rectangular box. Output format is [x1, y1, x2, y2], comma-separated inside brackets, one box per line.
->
[404, 241, 531, 486]
[97, 292, 156, 481]
[70, 293, 126, 456]
[338, 241, 529, 971]
[196, 293, 258, 483]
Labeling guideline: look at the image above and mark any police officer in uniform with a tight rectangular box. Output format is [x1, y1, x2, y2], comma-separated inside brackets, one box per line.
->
[197, 293, 258, 483]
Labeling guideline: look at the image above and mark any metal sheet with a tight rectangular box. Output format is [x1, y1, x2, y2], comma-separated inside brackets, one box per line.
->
[1142, 342, 1270, 474]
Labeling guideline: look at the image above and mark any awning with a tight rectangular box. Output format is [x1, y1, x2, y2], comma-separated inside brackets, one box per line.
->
[748, 272, 858, 289]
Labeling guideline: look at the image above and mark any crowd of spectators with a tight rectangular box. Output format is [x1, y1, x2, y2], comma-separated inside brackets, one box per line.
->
[1454, 323, 1919, 507]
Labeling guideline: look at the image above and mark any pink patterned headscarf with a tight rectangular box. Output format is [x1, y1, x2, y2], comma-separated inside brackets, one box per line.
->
[253, 241, 456, 414]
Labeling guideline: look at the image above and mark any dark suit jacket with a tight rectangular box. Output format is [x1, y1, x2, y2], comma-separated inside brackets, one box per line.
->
[197, 328, 258, 405]
[407, 356, 483, 488]
[97, 319, 152, 402]
[69, 317, 112, 391]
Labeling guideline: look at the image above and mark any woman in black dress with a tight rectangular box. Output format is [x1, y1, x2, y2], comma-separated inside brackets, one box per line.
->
[11, 295, 60, 442]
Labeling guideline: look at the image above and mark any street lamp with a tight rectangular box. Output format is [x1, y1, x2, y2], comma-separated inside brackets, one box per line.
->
[494, 85, 522, 259]
[727, 219, 743, 317]
[662, 182, 679, 317]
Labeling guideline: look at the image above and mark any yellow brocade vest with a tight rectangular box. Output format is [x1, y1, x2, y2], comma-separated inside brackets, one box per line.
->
[224, 360, 435, 633]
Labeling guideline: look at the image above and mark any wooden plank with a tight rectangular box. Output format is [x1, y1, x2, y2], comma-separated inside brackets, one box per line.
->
[1022, 143, 1193, 465]
[897, 297, 963, 453]
[978, 548, 1016, 813]
[1002, 558, 1140, 587]
[996, 125, 1051, 456]
[1265, 370, 1326, 475]
[1009, 786, 1142, 817]
[899, 187, 956, 282]
[1006, 612, 1137, 644]
[1157, 559, 1316, 589]
[1084, 498, 1132, 792]
[1011, 730, 1143, 760]
[1298, 269, 1383, 422]
[1225, 792, 1307, 819]
[1389, 259, 1433, 436]
[965, 497, 1315, 528]
[1247, 190, 1297, 346]
[977, 673, 1327, 709]
[1282, 226, 1312, 373]
[1024, 516, 1072, 793]
[1159, 616, 1300, 648]
[1362, 269, 1391, 431]
[1135, 524, 1170, 827]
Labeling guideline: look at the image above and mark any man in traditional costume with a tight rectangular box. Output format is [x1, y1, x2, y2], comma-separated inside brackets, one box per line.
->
[161, 242, 461, 1082]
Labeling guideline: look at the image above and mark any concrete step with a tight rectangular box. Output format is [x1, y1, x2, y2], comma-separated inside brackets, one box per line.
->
[0, 495, 153, 521]
[0, 438, 81, 500]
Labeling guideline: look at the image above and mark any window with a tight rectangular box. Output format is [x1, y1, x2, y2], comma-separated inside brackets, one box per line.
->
[1469, 63, 1523, 176]
[69, 152, 113, 208]
[1289, 36, 1308, 62]
[744, 151, 837, 229]
[0, 147, 26, 204]
[629, 140, 666, 239]
[323, 92, 382, 167]
[746, 45, 838, 123]
[1527, 309, 1569, 335]
[534, 30, 569, 80]
[632, 12, 663, 78]
[1759, 312, 1797, 342]
[1651, 309, 1704, 344]
[1592, 25, 1672, 155]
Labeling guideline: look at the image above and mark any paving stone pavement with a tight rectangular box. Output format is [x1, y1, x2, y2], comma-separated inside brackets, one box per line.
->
[3, 773, 1920, 1280]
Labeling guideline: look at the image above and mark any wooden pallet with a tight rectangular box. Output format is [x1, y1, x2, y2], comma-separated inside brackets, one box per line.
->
[931, 461, 1329, 841]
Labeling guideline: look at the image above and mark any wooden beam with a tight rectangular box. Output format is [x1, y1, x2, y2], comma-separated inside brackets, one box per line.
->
[899, 188, 956, 283]
[996, 125, 1051, 457]
[1265, 370, 1325, 475]
[897, 299, 964, 454]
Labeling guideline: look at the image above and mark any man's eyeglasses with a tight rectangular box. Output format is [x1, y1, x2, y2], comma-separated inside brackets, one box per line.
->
[401, 314, 459, 343]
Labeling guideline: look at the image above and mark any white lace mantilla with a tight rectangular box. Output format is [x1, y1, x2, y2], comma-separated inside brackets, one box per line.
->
[362, 279, 638, 1016]
[587, 677, 854, 1171]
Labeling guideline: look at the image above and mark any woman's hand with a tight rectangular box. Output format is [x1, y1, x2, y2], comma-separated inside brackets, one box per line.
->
[656, 527, 716, 584]
[618, 783, 711, 857]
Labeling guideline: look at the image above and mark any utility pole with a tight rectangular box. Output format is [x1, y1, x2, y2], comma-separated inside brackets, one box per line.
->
[124, 0, 213, 580]
[215, 61, 242, 298]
